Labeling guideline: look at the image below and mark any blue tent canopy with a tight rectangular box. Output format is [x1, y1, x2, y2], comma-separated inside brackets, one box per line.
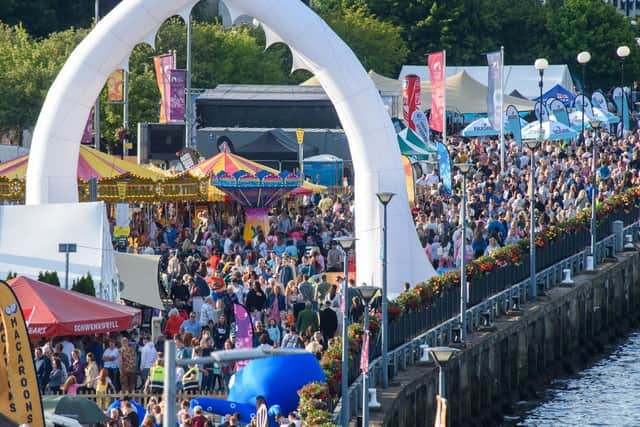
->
[534, 84, 575, 107]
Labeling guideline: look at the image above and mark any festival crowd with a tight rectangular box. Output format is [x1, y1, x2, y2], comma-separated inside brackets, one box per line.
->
[30, 123, 640, 426]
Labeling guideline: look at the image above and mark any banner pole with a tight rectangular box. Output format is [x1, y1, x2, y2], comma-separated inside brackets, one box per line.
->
[500, 45, 505, 173]
[123, 69, 129, 157]
[442, 49, 447, 146]
[94, 0, 100, 152]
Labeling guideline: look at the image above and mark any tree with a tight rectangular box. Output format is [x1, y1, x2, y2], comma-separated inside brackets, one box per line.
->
[5, 271, 18, 280]
[72, 272, 96, 296]
[319, 5, 408, 76]
[38, 271, 60, 287]
[546, 0, 640, 91]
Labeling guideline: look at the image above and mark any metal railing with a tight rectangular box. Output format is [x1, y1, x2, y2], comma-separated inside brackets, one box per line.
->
[334, 216, 639, 425]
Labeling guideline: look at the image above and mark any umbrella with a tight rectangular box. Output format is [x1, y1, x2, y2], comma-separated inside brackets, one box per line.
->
[522, 120, 578, 141]
[562, 111, 593, 131]
[593, 107, 620, 124]
[43, 395, 109, 424]
[460, 118, 498, 137]
[8, 276, 141, 338]
[396, 128, 434, 159]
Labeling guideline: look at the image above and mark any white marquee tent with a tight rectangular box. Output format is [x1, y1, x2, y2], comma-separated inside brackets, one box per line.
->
[398, 64, 575, 100]
[0, 202, 117, 301]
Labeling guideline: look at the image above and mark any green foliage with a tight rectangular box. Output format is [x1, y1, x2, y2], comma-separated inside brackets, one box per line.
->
[546, 0, 640, 90]
[320, 5, 409, 76]
[71, 272, 96, 296]
[38, 271, 60, 287]
[5, 271, 18, 280]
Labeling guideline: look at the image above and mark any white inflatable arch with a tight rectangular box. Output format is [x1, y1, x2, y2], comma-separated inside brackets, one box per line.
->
[25, 0, 436, 293]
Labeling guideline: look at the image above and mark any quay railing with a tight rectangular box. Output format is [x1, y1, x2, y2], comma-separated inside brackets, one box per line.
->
[335, 208, 639, 425]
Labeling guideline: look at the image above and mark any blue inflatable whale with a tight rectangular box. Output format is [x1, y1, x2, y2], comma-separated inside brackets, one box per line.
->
[190, 352, 325, 425]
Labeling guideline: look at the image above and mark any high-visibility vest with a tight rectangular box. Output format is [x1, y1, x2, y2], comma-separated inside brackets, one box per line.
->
[150, 366, 164, 393]
[182, 366, 200, 392]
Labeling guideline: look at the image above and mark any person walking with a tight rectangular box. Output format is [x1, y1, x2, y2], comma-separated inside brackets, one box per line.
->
[102, 339, 120, 391]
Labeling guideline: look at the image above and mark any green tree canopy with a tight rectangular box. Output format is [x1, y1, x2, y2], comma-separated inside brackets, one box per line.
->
[546, 0, 640, 91]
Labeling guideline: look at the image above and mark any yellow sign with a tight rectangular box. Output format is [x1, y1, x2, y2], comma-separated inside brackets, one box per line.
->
[295, 128, 305, 145]
[114, 226, 131, 238]
[0, 280, 44, 426]
[125, 142, 133, 150]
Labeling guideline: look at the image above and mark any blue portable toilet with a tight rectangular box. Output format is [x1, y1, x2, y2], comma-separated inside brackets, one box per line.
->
[303, 154, 344, 186]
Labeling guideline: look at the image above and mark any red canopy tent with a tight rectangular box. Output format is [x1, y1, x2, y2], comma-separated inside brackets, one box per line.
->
[8, 276, 141, 338]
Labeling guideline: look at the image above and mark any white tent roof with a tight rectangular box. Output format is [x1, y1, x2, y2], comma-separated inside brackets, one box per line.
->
[0, 202, 117, 301]
[302, 70, 534, 114]
[304, 154, 343, 162]
[399, 64, 575, 100]
[115, 253, 164, 310]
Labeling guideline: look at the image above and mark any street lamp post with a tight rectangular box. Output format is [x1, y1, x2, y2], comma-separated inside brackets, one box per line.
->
[524, 138, 541, 300]
[590, 119, 602, 265]
[376, 192, 395, 388]
[577, 51, 591, 144]
[617, 46, 630, 137]
[454, 161, 472, 344]
[356, 285, 379, 427]
[334, 236, 357, 426]
[429, 347, 461, 423]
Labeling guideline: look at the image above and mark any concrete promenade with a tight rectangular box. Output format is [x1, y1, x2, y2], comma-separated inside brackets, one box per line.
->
[367, 250, 640, 426]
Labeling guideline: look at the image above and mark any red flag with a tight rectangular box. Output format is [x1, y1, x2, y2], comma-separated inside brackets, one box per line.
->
[360, 330, 369, 373]
[402, 75, 421, 130]
[428, 52, 445, 132]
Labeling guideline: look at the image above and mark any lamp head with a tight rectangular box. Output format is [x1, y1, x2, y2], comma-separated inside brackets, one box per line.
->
[356, 285, 379, 306]
[534, 58, 549, 71]
[577, 51, 591, 65]
[455, 162, 473, 175]
[334, 236, 357, 250]
[428, 346, 460, 364]
[376, 192, 395, 206]
[617, 45, 631, 58]
[524, 139, 540, 150]
[590, 119, 601, 130]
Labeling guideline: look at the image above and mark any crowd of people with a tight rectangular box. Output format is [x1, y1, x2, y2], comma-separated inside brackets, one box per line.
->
[30, 123, 640, 426]
[415, 128, 640, 269]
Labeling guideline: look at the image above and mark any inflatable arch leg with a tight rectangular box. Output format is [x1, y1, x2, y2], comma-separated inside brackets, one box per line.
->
[25, 0, 436, 292]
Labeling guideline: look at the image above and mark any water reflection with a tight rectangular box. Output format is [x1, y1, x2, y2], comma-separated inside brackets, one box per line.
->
[503, 332, 640, 427]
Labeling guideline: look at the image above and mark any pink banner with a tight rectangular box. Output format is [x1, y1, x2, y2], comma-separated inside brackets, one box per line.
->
[428, 52, 445, 132]
[234, 303, 254, 369]
[154, 54, 174, 123]
[167, 69, 186, 122]
[360, 330, 369, 373]
[81, 109, 93, 144]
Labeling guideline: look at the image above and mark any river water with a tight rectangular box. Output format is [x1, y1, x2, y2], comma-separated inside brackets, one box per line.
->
[502, 331, 640, 427]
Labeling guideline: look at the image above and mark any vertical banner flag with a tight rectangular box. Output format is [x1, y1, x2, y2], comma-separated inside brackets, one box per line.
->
[233, 303, 254, 369]
[107, 69, 124, 102]
[591, 91, 608, 112]
[167, 69, 186, 122]
[545, 97, 555, 112]
[401, 156, 415, 208]
[613, 87, 631, 134]
[360, 331, 370, 373]
[0, 280, 44, 426]
[549, 99, 570, 127]
[437, 142, 452, 196]
[574, 94, 594, 119]
[534, 101, 549, 122]
[402, 75, 421, 130]
[486, 51, 503, 129]
[428, 52, 445, 132]
[153, 53, 175, 123]
[81, 109, 94, 144]
[411, 110, 431, 145]
[505, 105, 522, 148]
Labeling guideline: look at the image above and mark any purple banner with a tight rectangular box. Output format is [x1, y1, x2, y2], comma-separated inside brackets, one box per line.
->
[233, 303, 254, 369]
[81, 109, 93, 144]
[167, 69, 186, 122]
